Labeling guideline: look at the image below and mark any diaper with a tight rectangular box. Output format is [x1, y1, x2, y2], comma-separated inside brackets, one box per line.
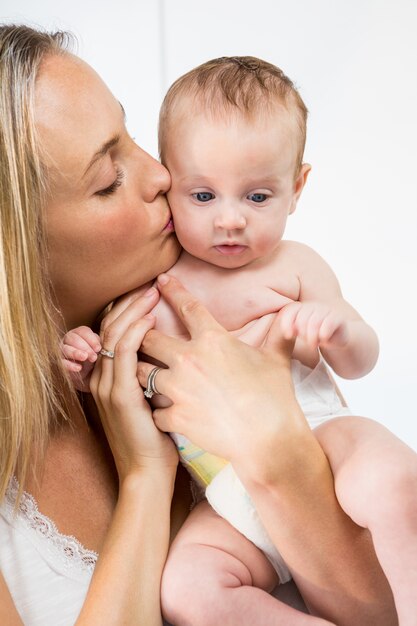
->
[174, 358, 352, 583]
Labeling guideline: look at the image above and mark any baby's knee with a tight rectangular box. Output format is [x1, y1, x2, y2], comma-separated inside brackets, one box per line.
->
[327, 423, 417, 523]
[161, 542, 252, 626]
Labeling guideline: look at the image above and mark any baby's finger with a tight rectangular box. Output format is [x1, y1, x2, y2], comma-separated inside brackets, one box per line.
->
[320, 317, 348, 347]
[305, 312, 325, 346]
[62, 344, 88, 362]
[262, 312, 295, 358]
[63, 331, 95, 353]
[62, 358, 82, 373]
[277, 303, 301, 339]
[70, 326, 102, 352]
[289, 305, 314, 341]
[156, 274, 223, 338]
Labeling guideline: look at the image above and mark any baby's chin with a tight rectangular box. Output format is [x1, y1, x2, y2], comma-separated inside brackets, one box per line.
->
[207, 247, 257, 270]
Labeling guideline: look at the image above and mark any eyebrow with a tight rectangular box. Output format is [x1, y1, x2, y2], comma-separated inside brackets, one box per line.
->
[83, 135, 121, 178]
[82, 103, 126, 178]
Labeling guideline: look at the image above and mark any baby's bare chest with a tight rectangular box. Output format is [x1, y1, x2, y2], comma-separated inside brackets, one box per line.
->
[164, 256, 300, 331]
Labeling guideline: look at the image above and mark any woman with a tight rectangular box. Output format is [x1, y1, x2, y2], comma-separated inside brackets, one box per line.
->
[0, 24, 411, 625]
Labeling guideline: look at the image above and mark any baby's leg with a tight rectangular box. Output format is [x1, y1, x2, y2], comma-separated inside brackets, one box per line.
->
[162, 500, 335, 626]
[315, 415, 417, 626]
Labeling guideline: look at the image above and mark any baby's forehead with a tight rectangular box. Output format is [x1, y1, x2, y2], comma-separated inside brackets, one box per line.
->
[168, 95, 298, 136]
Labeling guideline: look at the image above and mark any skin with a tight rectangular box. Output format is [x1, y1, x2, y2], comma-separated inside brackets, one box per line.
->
[158, 107, 379, 379]
[1, 52, 182, 626]
[165, 106, 306, 269]
[37, 53, 180, 330]
[59, 76, 399, 623]
[2, 51, 401, 626]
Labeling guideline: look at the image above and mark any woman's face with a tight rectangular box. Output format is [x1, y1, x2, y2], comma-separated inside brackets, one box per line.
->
[35, 53, 180, 329]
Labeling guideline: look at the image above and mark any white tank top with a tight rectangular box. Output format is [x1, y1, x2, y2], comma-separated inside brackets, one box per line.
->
[0, 477, 97, 625]
[0, 478, 174, 625]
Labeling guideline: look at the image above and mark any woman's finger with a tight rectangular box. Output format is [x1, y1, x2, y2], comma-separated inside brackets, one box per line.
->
[100, 282, 156, 329]
[137, 360, 168, 396]
[156, 274, 223, 338]
[152, 406, 176, 434]
[90, 288, 159, 393]
[99, 288, 159, 385]
[112, 316, 157, 392]
[100, 286, 159, 341]
[140, 328, 184, 366]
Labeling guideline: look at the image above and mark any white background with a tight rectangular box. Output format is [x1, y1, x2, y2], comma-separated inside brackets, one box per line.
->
[2, 1, 416, 448]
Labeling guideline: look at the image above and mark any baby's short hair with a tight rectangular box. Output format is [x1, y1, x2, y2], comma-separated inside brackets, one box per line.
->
[158, 56, 308, 171]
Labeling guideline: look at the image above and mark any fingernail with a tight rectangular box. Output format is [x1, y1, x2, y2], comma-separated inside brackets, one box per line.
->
[157, 273, 170, 286]
[144, 287, 157, 297]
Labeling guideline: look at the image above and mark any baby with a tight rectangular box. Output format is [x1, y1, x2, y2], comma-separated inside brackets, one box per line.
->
[63, 57, 379, 623]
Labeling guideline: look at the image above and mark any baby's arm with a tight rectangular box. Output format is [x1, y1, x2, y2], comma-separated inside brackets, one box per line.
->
[280, 243, 379, 379]
[62, 326, 101, 392]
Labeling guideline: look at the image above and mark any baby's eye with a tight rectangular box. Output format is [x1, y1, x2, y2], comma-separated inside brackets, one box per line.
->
[192, 192, 215, 202]
[247, 193, 268, 203]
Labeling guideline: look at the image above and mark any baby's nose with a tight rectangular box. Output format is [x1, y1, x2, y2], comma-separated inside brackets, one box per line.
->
[214, 209, 246, 230]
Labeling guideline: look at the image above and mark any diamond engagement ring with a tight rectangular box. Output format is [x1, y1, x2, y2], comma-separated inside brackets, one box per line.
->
[144, 366, 163, 399]
[99, 348, 115, 359]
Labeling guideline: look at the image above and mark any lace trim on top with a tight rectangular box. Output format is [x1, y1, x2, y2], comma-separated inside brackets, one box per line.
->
[2, 477, 98, 575]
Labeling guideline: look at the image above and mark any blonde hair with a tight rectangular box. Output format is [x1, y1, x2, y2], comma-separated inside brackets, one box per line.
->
[159, 56, 308, 171]
[0, 25, 75, 501]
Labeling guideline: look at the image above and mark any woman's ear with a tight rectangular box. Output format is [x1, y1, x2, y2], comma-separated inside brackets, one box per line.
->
[289, 163, 311, 214]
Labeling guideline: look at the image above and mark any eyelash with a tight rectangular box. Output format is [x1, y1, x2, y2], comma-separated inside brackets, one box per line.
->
[96, 169, 125, 197]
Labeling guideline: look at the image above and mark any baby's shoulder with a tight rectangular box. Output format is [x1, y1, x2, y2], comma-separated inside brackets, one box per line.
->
[266, 240, 321, 276]
[277, 239, 320, 262]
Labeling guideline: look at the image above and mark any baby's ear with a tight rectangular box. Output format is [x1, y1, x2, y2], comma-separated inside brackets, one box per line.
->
[289, 163, 311, 214]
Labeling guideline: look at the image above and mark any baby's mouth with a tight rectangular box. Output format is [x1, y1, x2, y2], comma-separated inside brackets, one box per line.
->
[214, 244, 247, 255]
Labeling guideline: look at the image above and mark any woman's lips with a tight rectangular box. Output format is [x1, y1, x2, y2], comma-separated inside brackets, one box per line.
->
[214, 244, 247, 255]
[164, 217, 175, 232]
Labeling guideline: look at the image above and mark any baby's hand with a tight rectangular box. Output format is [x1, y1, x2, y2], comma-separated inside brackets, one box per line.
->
[62, 326, 102, 392]
[279, 301, 349, 349]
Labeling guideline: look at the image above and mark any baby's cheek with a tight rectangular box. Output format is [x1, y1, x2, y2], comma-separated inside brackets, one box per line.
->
[174, 223, 201, 253]
[256, 231, 283, 255]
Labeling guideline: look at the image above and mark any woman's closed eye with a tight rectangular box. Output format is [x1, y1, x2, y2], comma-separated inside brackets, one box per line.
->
[96, 169, 125, 197]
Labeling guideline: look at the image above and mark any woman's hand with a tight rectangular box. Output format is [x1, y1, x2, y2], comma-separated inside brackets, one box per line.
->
[89, 285, 178, 481]
[137, 274, 310, 478]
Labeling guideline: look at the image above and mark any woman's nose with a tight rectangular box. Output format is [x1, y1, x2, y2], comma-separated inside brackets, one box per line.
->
[140, 150, 171, 201]
[214, 208, 247, 231]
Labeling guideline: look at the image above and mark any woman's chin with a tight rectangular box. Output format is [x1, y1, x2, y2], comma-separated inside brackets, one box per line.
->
[160, 235, 182, 272]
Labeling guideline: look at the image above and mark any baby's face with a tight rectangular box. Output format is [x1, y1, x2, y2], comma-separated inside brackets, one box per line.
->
[164, 106, 306, 269]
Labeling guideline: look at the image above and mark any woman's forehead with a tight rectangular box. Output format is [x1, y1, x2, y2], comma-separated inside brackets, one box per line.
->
[34, 53, 122, 179]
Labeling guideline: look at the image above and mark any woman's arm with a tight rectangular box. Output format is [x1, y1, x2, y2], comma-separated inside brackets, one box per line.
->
[0, 572, 24, 625]
[138, 274, 395, 625]
[77, 468, 175, 626]
[237, 427, 393, 624]
[77, 287, 179, 626]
